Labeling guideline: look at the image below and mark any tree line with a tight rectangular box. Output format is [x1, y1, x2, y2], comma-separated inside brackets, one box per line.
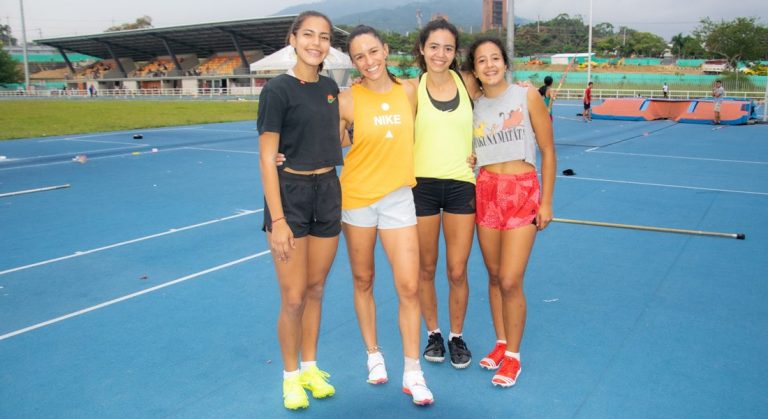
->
[347, 14, 768, 69]
[3, 16, 767, 86]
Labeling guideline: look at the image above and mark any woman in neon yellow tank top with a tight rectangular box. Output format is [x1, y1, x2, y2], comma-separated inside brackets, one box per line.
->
[338, 25, 434, 406]
[402, 19, 479, 370]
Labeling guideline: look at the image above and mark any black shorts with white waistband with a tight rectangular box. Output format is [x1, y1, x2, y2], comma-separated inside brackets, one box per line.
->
[412, 177, 476, 217]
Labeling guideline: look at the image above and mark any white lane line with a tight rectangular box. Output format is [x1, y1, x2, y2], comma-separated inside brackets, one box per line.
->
[586, 149, 768, 165]
[36, 126, 233, 143]
[0, 251, 270, 341]
[182, 147, 259, 155]
[558, 176, 768, 196]
[0, 145, 206, 171]
[0, 209, 262, 276]
[7, 145, 142, 161]
[61, 138, 148, 146]
[187, 129, 257, 134]
[0, 151, 139, 171]
[39, 132, 136, 143]
[0, 184, 70, 198]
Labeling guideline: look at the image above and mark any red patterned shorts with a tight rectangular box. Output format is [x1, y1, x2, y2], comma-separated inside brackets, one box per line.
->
[476, 168, 540, 230]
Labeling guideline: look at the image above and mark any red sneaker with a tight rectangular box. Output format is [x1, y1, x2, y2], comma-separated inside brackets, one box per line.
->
[479, 342, 506, 370]
[492, 357, 521, 387]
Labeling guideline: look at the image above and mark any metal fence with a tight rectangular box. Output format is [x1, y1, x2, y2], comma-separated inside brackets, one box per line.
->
[0, 87, 259, 98]
[1, 87, 766, 105]
[546, 88, 766, 102]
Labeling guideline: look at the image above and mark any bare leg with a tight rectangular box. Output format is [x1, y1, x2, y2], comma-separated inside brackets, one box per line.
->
[477, 225, 505, 341]
[300, 235, 339, 362]
[342, 223, 379, 351]
[380, 225, 421, 359]
[416, 214, 441, 331]
[442, 212, 475, 335]
[272, 235, 309, 373]
[498, 225, 537, 353]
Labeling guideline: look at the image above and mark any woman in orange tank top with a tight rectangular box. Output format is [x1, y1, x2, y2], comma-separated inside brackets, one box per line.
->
[337, 25, 434, 406]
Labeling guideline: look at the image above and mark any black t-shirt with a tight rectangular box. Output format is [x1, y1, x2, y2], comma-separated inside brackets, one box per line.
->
[257, 74, 343, 170]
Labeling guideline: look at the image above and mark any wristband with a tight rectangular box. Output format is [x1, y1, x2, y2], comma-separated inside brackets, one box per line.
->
[271, 216, 286, 225]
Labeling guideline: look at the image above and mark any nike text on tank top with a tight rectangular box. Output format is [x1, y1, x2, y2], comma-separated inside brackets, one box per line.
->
[414, 70, 475, 184]
[340, 82, 416, 209]
[472, 84, 538, 168]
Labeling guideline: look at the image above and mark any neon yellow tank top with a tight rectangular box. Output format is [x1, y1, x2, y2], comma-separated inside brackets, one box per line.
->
[414, 70, 475, 184]
[340, 82, 416, 210]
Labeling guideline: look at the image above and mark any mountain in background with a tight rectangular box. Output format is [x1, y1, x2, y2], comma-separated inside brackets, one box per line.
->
[276, 0, 415, 18]
[275, 0, 529, 34]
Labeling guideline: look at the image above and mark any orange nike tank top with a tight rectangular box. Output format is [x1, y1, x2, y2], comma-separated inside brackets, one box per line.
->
[340, 82, 416, 210]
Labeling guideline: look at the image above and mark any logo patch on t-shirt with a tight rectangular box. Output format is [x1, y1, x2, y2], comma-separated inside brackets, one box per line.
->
[327, 94, 336, 104]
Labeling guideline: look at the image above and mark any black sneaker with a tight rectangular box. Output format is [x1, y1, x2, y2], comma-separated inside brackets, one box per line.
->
[423, 332, 445, 363]
[448, 336, 472, 369]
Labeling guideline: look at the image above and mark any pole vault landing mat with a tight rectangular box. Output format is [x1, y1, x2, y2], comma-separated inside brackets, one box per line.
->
[592, 97, 757, 125]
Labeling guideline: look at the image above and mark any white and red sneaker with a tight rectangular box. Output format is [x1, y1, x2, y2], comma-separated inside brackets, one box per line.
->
[479, 342, 507, 370]
[492, 356, 521, 387]
[367, 352, 388, 385]
[402, 370, 434, 405]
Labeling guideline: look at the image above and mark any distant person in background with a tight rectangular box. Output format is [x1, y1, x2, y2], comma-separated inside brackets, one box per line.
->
[662, 82, 669, 98]
[538, 75, 554, 120]
[582, 81, 593, 122]
[712, 80, 725, 124]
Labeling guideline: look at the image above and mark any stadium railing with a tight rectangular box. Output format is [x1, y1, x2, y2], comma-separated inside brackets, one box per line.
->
[1, 88, 766, 104]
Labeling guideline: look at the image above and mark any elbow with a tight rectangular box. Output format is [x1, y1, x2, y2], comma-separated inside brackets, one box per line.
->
[259, 153, 276, 172]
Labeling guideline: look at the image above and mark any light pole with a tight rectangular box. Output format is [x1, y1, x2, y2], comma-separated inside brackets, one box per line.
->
[763, 74, 767, 122]
[19, 0, 30, 91]
[587, 0, 593, 83]
[506, 0, 514, 82]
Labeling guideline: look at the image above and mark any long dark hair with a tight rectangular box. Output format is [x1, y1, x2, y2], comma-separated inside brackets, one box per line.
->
[347, 25, 399, 84]
[413, 18, 460, 74]
[286, 11, 334, 73]
[463, 36, 509, 89]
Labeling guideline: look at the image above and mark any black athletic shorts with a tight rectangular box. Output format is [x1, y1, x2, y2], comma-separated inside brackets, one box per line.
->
[413, 177, 476, 216]
[263, 169, 342, 238]
[583, 102, 591, 110]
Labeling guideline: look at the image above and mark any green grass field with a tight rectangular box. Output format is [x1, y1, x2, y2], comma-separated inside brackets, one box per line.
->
[0, 99, 258, 140]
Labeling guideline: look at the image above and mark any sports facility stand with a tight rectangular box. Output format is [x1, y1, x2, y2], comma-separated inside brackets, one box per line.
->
[30, 16, 348, 94]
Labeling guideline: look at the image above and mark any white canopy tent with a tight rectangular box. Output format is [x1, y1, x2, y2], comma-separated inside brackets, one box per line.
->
[250, 45, 353, 71]
[250, 45, 354, 86]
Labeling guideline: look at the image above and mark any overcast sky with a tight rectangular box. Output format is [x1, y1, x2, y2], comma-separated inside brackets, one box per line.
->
[2, 0, 766, 42]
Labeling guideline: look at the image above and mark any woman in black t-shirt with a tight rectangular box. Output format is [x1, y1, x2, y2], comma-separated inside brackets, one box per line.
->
[257, 11, 344, 411]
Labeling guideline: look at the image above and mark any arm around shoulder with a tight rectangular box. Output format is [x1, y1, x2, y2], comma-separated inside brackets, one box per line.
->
[338, 90, 354, 147]
[459, 70, 482, 100]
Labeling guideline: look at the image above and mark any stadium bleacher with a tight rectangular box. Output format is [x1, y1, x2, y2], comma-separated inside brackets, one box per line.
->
[22, 16, 348, 95]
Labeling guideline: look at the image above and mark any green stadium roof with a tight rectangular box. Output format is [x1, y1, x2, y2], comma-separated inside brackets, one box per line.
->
[34, 15, 348, 62]
[11, 53, 95, 63]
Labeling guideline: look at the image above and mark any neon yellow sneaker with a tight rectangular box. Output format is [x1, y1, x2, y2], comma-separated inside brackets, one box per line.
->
[283, 375, 309, 410]
[299, 366, 336, 398]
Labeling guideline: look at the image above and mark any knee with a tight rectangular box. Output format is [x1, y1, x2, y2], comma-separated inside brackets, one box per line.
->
[352, 271, 375, 293]
[499, 276, 524, 297]
[419, 264, 437, 282]
[282, 292, 306, 315]
[446, 264, 468, 287]
[398, 280, 419, 301]
[486, 270, 501, 288]
[306, 282, 325, 300]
